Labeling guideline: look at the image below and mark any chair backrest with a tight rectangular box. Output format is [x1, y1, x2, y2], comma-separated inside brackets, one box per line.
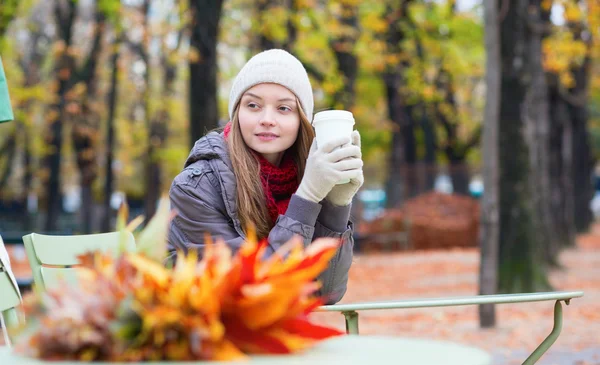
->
[0, 258, 21, 347]
[22, 231, 136, 291]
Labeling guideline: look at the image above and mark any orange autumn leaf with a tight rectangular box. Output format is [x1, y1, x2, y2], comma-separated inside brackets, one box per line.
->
[13, 212, 343, 362]
[214, 227, 343, 349]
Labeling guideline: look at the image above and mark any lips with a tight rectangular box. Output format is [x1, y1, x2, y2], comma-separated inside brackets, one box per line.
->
[256, 132, 279, 141]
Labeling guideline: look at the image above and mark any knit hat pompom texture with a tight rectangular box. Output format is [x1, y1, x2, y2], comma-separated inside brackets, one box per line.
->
[228, 49, 314, 122]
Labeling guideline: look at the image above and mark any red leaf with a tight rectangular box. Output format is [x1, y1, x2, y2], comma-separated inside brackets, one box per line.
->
[279, 318, 344, 339]
[223, 318, 291, 354]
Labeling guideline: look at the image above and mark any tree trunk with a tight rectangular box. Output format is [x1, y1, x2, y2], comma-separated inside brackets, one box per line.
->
[572, 113, 593, 233]
[522, 2, 557, 265]
[189, 0, 223, 147]
[17, 15, 47, 231]
[430, 3, 477, 196]
[0, 130, 16, 191]
[144, 118, 168, 222]
[73, 10, 105, 233]
[73, 115, 97, 233]
[548, 80, 576, 249]
[449, 160, 470, 195]
[330, 2, 358, 110]
[498, 0, 550, 294]
[569, 57, 593, 234]
[102, 37, 120, 233]
[0, 0, 20, 38]
[422, 112, 437, 191]
[384, 77, 418, 207]
[81, 185, 93, 233]
[410, 8, 437, 194]
[436, 80, 478, 196]
[45, 0, 77, 231]
[141, 0, 158, 223]
[383, 0, 417, 208]
[436, 80, 480, 195]
[384, 73, 405, 208]
[546, 20, 591, 247]
[257, 0, 295, 52]
[22, 128, 34, 230]
[561, 107, 576, 243]
[144, 142, 161, 222]
[479, 0, 501, 328]
[562, 2, 594, 235]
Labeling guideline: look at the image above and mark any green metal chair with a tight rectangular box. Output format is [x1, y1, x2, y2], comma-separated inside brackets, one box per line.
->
[0, 257, 21, 347]
[22, 232, 136, 291]
[318, 290, 584, 365]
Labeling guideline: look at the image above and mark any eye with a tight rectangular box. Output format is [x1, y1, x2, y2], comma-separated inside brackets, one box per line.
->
[247, 102, 260, 109]
[279, 105, 292, 112]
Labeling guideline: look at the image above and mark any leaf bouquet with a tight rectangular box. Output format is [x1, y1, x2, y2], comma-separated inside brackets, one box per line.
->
[11, 200, 343, 361]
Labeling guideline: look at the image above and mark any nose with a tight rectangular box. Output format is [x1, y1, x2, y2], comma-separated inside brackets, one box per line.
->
[259, 108, 277, 127]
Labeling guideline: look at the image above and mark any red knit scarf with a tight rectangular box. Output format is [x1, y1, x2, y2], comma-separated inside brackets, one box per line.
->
[223, 122, 299, 223]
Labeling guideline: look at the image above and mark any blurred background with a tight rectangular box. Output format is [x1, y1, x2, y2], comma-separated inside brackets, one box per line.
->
[0, 0, 598, 284]
[0, 0, 599, 361]
[0, 0, 493, 236]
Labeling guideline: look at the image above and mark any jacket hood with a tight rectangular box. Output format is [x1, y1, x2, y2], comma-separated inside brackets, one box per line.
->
[184, 131, 230, 168]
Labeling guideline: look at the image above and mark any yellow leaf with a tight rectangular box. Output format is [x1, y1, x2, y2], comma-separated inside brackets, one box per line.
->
[126, 215, 145, 233]
[127, 254, 170, 287]
[210, 339, 247, 361]
[265, 328, 313, 352]
[136, 196, 174, 261]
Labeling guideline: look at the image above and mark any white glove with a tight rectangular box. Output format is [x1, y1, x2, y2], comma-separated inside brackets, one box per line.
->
[326, 130, 364, 206]
[296, 135, 363, 204]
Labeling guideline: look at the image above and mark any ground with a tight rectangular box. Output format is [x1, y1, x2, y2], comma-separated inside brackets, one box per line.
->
[309, 224, 600, 365]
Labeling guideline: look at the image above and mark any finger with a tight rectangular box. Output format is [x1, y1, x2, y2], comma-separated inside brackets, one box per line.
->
[327, 145, 361, 162]
[351, 130, 361, 148]
[353, 170, 364, 184]
[319, 136, 352, 153]
[338, 169, 362, 181]
[333, 158, 363, 171]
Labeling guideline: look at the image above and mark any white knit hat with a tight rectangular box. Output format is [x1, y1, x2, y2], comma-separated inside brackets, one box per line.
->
[228, 49, 314, 121]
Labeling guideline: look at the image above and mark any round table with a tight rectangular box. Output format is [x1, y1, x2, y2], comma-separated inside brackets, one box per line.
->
[0, 335, 492, 365]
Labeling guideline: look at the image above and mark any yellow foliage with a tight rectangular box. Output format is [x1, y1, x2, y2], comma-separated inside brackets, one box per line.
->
[541, 0, 553, 10]
[322, 80, 339, 94]
[559, 72, 576, 88]
[363, 13, 388, 33]
[338, 0, 362, 6]
[188, 48, 201, 63]
[542, 29, 589, 88]
[259, 7, 290, 42]
[563, 3, 583, 23]
[295, 0, 316, 9]
[422, 85, 436, 101]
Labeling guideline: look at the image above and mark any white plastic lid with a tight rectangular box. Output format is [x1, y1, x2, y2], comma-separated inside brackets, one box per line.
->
[312, 110, 355, 125]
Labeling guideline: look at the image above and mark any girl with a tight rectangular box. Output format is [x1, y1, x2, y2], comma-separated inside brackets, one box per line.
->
[167, 49, 363, 304]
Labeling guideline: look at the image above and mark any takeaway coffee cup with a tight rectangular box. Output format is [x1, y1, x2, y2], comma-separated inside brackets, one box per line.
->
[312, 110, 356, 184]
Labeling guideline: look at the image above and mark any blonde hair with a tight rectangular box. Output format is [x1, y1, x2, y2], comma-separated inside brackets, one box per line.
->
[227, 100, 315, 239]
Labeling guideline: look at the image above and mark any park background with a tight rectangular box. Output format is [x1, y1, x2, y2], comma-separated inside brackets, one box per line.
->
[0, 0, 599, 363]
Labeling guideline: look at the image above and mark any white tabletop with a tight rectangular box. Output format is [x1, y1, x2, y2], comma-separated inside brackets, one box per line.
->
[1, 335, 492, 365]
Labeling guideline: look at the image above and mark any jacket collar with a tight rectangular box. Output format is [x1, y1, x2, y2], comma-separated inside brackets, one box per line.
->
[186, 131, 245, 239]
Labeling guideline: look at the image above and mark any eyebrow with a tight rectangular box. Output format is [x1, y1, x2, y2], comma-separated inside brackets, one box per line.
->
[244, 92, 295, 103]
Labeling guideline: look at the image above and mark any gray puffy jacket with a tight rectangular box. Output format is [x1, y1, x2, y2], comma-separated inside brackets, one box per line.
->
[167, 131, 354, 304]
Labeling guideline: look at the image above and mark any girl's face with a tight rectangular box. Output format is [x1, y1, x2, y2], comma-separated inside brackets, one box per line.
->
[238, 83, 301, 166]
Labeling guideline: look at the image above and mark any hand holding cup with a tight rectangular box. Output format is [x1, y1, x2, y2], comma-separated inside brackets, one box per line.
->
[312, 110, 356, 184]
[295, 135, 362, 204]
